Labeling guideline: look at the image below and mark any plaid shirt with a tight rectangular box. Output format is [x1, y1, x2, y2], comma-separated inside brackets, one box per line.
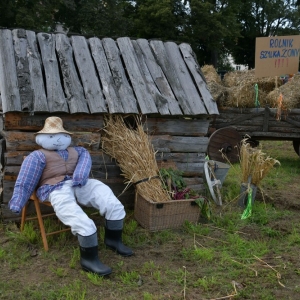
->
[9, 146, 91, 214]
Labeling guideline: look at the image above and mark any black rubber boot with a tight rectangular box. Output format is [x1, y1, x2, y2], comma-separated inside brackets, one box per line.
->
[104, 227, 134, 257]
[78, 232, 112, 276]
[80, 246, 112, 276]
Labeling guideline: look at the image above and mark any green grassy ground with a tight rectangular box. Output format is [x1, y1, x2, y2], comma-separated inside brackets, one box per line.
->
[0, 140, 300, 300]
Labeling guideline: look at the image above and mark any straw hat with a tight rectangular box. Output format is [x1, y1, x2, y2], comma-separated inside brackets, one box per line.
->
[35, 116, 73, 135]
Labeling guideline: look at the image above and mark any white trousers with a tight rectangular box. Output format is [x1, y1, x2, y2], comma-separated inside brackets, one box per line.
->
[48, 179, 125, 236]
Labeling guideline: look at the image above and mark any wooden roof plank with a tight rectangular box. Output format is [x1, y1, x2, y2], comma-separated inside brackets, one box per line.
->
[0, 29, 22, 112]
[11, 29, 34, 112]
[132, 40, 169, 115]
[71, 36, 107, 114]
[26, 30, 49, 112]
[164, 41, 207, 115]
[55, 33, 89, 114]
[102, 38, 138, 114]
[179, 43, 219, 115]
[136, 39, 182, 116]
[89, 37, 124, 114]
[117, 37, 158, 114]
[37, 33, 69, 113]
[149, 40, 193, 115]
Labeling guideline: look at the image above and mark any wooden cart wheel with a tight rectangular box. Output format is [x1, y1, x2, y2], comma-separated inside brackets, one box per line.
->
[204, 161, 222, 206]
[207, 127, 241, 163]
[293, 140, 300, 156]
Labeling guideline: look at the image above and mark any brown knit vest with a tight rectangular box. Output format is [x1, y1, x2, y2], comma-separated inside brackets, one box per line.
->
[38, 147, 78, 187]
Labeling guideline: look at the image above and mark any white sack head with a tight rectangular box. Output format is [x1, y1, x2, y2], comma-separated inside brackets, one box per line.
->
[36, 133, 72, 151]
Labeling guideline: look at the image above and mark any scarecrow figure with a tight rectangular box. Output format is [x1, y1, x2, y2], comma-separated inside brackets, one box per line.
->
[9, 116, 133, 276]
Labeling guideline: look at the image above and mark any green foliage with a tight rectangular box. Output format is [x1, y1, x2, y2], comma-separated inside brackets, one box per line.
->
[119, 270, 140, 286]
[160, 168, 211, 219]
[193, 276, 218, 291]
[181, 246, 214, 261]
[1, 0, 300, 68]
[51, 267, 68, 278]
[69, 247, 80, 269]
[86, 272, 105, 286]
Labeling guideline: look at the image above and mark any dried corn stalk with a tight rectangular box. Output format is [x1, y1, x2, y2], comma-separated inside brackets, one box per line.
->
[101, 115, 171, 202]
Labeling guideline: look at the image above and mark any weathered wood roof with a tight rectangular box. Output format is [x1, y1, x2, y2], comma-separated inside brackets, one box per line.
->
[0, 28, 218, 116]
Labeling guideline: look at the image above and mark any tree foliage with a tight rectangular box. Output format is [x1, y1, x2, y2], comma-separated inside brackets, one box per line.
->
[0, 0, 299, 69]
[229, 0, 300, 68]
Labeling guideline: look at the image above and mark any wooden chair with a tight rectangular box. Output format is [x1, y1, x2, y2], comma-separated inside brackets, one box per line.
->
[20, 191, 71, 251]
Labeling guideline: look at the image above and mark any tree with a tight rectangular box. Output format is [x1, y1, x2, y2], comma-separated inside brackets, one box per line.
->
[184, 0, 241, 68]
[132, 0, 187, 41]
[230, 0, 300, 69]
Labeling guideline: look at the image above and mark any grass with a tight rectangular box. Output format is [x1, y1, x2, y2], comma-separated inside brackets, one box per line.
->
[0, 140, 300, 299]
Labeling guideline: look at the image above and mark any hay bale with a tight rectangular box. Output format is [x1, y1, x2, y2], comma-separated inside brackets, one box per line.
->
[206, 81, 229, 106]
[223, 70, 254, 87]
[201, 65, 222, 85]
[226, 85, 268, 108]
[266, 75, 300, 109]
[223, 69, 283, 108]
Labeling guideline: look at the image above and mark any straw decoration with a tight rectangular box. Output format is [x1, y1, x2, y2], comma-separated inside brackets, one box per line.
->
[101, 115, 171, 202]
[239, 138, 280, 186]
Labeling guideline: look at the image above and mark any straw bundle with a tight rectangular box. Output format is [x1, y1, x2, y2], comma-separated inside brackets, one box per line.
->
[266, 75, 300, 109]
[201, 65, 222, 85]
[239, 138, 280, 186]
[101, 115, 171, 202]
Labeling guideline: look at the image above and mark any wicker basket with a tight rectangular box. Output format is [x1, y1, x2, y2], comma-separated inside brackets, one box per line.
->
[134, 193, 201, 231]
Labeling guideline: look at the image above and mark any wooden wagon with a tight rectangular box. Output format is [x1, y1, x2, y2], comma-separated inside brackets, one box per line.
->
[207, 106, 300, 163]
[0, 28, 219, 222]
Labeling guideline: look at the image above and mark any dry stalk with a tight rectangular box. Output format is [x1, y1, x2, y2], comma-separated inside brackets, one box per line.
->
[253, 255, 285, 287]
[101, 115, 171, 202]
[230, 258, 258, 276]
[207, 281, 238, 299]
[239, 138, 280, 185]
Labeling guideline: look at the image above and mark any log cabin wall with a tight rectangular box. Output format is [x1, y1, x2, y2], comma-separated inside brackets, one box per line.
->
[0, 28, 219, 222]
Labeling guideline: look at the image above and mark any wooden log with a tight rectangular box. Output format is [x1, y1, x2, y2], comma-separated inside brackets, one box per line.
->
[0, 29, 22, 112]
[3, 131, 101, 151]
[37, 33, 69, 113]
[4, 112, 104, 132]
[136, 39, 182, 116]
[102, 38, 138, 114]
[71, 36, 107, 113]
[132, 40, 169, 115]
[179, 43, 219, 115]
[117, 37, 158, 114]
[156, 152, 206, 164]
[26, 30, 49, 112]
[144, 117, 210, 136]
[55, 33, 89, 113]
[150, 40, 192, 115]
[4, 154, 205, 179]
[164, 41, 206, 115]
[11, 29, 34, 112]
[89, 37, 124, 114]
[234, 131, 300, 140]
[4, 150, 114, 166]
[151, 135, 208, 152]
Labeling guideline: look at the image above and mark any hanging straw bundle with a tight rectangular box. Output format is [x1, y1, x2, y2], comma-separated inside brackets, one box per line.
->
[239, 138, 280, 186]
[101, 115, 171, 202]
